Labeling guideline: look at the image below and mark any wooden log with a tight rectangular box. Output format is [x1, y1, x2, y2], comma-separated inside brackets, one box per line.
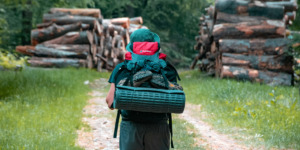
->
[213, 20, 285, 40]
[42, 31, 92, 45]
[221, 65, 292, 86]
[16, 45, 87, 58]
[103, 17, 130, 29]
[216, 12, 272, 24]
[215, 0, 285, 20]
[40, 44, 89, 53]
[195, 34, 211, 45]
[285, 11, 296, 21]
[49, 8, 102, 18]
[130, 17, 143, 25]
[219, 38, 290, 55]
[258, 0, 291, 2]
[31, 23, 85, 45]
[30, 44, 88, 58]
[16, 45, 36, 55]
[28, 57, 86, 68]
[222, 53, 293, 73]
[265, 0, 298, 12]
[43, 14, 102, 28]
[293, 43, 300, 48]
[36, 22, 53, 29]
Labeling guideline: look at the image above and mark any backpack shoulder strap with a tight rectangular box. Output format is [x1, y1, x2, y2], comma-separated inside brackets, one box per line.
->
[113, 110, 121, 138]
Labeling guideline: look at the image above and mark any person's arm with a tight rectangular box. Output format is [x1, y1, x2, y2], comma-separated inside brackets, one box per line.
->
[106, 83, 115, 110]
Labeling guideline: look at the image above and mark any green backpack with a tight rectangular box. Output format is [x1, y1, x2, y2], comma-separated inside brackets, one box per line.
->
[112, 29, 185, 148]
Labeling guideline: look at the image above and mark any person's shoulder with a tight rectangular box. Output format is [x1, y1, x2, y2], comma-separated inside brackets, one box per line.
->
[113, 62, 125, 71]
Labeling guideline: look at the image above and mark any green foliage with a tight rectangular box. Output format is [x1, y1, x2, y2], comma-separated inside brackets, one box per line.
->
[290, 0, 300, 31]
[0, 0, 212, 67]
[0, 68, 109, 149]
[179, 71, 300, 149]
[0, 50, 27, 70]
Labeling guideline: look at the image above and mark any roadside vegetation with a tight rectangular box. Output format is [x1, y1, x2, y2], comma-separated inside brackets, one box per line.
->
[179, 70, 300, 149]
[0, 68, 108, 149]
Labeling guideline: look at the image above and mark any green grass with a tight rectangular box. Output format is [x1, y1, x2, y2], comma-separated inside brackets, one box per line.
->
[0, 67, 110, 149]
[179, 70, 300, 149]
[172, 116, 204, 150]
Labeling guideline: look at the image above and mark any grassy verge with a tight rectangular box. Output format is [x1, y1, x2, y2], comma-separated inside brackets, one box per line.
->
[172, 116, 204, 150]
[0, 68, 109, 149]
[179, 70, 300, 149]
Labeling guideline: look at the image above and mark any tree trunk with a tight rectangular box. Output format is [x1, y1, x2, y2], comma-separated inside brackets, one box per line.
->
[215, 0, 285, 20]
[221, 53, 293, 73]
[21, 0, 32, 45]
[31, 23, 86, 45]
[218, 38, 290, 55]
[49, 8, 102, 18]
[213, 20, 285, 40]
[42, 31, 92, 45]
[28, 57, 86, 68]
[221, 65, 292, 86]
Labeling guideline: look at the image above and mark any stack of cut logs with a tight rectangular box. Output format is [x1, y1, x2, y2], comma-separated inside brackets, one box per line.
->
[191, 0, 298, 86]
[16, 8, 146, 71]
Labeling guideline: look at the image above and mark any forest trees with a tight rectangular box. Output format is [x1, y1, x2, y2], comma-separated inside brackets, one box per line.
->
[0, 0, 299, 67]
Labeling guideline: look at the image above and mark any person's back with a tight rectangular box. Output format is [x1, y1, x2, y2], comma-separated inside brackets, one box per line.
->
[106, 29, 182, 150]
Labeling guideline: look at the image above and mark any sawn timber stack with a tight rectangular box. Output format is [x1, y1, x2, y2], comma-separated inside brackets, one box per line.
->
[191, 0, 298, 86]
[16, 8, 147, 71]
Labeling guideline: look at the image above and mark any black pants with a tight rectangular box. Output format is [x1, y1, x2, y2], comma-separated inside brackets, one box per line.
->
[120, 120, 170, 150]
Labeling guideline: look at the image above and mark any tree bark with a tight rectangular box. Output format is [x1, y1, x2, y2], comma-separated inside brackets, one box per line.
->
[31, 23, 86, 45]
[28, 57, 86, 68]
[42, 31, 92, 45]
[218, 38, 290, 55]
[213, 20, 285, 40]
[216, 12, 272, 24]
[215, 0, 285, 20]
[40, 44, 89, 53]
[16, 45, 36, 55]
[49, 8, 102, 18]
[221, 65, 292, 86]
[221, 53, 293, 73]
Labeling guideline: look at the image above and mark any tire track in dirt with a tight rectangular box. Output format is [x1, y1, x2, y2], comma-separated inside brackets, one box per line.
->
[180, 103, 250, 150]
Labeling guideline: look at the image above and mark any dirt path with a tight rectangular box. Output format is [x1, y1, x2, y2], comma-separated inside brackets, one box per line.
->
[179, 103, 250, 150]
[76, 78, 250, 150]
[76, 78, 119, 150]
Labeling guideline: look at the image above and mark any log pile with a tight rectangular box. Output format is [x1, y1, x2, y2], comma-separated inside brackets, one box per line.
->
[16, 8, 147, 71]
[192, 0, 298, 86]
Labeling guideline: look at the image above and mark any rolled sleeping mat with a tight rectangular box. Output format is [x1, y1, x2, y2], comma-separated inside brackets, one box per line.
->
[114, 85, 185, 113]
